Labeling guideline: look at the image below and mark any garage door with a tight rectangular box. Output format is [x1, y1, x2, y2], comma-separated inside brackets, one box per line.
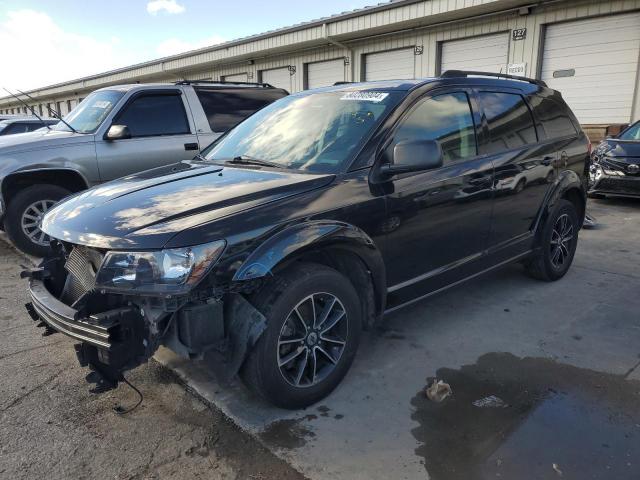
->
[541, 13, 640, 124]
[440, 33, 509, 74]
[307, 59, 345, 89]
[222, 73, 248, 83]
[364, 48, 414, 81]
[260, 67, 292, 91]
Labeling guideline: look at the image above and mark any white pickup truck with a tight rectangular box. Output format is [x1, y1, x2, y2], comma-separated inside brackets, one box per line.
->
[0, 81, 288, 255]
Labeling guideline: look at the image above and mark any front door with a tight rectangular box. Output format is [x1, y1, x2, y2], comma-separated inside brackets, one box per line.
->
[382, 90, 494, 308]
[96, 91, 200, 181]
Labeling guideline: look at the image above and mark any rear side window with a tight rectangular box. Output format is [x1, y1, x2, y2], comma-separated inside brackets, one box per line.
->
[3, 122, 29, 134]
[116, 93, 190, 137]
[392, 92, 477, 164]
[529, 95, 577, 140]
[195, 88, 287, 132]
[477, 92, 537, 154]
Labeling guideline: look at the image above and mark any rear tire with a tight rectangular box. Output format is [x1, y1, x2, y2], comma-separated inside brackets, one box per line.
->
[241, 262, 362, 409]
[525, 199, 579, 282]
[3, 184, 71, 257]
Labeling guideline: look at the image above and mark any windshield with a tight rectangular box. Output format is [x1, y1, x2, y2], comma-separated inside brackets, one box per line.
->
[53, 90, 125, 134]
[0, 121, 7, 132]
[205, 90, 401, 173]
[618, 121, 640, 141]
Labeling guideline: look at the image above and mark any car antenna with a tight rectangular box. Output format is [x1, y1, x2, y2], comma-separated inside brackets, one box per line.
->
[2, 87, 51, 130]
[14, 87, 78, 133]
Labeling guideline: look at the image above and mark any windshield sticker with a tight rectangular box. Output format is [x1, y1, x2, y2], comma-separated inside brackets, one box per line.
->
[94, 101, 112, 109]
[340, 91, 389, 103]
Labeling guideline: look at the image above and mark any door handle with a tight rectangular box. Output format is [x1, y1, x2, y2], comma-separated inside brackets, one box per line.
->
[184, 143, 199, 151]
[541, 156, 555, 166]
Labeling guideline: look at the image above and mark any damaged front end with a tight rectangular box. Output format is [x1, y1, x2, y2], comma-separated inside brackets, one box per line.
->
[24, 240, 266, 393]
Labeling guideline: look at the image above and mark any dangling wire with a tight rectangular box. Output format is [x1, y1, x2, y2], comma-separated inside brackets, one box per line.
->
[113, 376, 143, 415]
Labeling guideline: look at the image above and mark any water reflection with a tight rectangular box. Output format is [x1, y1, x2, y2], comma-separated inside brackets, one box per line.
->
[411, 353, 640, 480]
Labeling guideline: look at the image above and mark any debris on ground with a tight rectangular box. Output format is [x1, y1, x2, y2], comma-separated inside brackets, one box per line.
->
[425, 379, 452, 403]
[472, 395, 509, 408]
[552, 463, 563, 476]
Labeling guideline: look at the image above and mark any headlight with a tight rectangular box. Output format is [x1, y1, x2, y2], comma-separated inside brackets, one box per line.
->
[95, 240, 226, 295]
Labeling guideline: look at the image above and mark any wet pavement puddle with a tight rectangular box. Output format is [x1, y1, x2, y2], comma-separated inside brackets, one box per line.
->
[411, 353, 640, 480]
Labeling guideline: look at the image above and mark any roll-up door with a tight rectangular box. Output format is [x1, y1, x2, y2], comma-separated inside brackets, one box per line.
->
[260, 67, 292, 91]
[306, 59, 345, 89]
[222, 73, 249, 83]
[440, 33, 509, 74]
[364, 48, 415, 81]
[541, 13, 640, 124]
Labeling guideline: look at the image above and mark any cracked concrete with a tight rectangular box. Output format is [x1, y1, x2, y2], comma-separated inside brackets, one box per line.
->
[0, 239, 305, 480]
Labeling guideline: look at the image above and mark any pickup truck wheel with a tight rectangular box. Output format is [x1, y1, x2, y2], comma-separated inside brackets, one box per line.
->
[4, 184, 71, 257]
[241, 262, 362, 409]
[525, 199, 579, 282]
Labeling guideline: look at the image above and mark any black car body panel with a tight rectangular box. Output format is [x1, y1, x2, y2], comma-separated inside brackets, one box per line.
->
[589, 121, 640, 198]
[26, 75, 589, 396]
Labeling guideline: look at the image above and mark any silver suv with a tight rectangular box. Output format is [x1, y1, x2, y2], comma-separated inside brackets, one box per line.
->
[0, 81, 288, 255]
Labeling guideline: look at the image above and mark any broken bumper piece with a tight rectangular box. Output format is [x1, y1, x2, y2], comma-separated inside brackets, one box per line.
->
[26, 278, 146, 393]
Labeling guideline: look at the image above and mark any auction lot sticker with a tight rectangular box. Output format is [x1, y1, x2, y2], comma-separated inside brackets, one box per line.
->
[340, 92, 389, 102]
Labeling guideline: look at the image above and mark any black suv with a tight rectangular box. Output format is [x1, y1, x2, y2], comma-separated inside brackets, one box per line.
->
[25, 71, 588, 409]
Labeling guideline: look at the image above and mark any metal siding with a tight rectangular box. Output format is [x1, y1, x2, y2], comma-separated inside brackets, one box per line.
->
[306, 59, 346, 89]
[541, 12, 640, 124]
[440, 32, 509, 73]
[364, 47, 416, 81]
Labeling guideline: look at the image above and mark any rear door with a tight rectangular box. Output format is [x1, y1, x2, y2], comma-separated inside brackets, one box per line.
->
[95, 90, 199, 180]
[476, 89, 558, 256]
[383, 89, 494, 306]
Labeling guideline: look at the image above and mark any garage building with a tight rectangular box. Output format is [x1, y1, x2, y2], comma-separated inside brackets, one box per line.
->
[1, 0, 639, 139]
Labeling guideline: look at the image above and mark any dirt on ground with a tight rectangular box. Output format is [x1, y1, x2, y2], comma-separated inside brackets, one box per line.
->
[0, 239, 305, 480]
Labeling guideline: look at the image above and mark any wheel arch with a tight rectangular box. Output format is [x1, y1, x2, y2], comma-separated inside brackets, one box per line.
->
[534, 170, 586, 242]
[1, 168, 89, 207]
[233, 220, 386, 329]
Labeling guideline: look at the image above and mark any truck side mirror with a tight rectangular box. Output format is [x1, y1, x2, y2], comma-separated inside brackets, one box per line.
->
[380, 139, 443, 176]
[105, 124, 131, 140]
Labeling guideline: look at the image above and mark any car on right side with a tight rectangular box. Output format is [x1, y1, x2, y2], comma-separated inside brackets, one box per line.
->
[589, 120, 640, 199]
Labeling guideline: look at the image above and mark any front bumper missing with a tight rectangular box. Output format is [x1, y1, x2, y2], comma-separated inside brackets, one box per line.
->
[589, 164, 640, 198]
[26, 278, 146, 392]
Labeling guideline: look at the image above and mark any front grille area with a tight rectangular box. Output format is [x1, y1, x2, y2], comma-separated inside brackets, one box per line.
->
[60, 246, 104, 305]
[601, 157, 640, 177]
[596, 177, 640, 195]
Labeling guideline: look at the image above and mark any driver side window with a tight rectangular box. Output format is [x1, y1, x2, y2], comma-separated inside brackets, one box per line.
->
[115, 93, 190, 138]
[392, 92, 477, 165]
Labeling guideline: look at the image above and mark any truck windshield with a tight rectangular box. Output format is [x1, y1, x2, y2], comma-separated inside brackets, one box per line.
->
[53, 90, 125, 134]
[205, 90, 401, 173]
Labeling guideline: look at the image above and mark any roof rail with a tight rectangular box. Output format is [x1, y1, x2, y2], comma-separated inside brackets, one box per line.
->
[333, 81, 355, 85]
[174, 80, 276, 88]
[441, 70, 547, 88]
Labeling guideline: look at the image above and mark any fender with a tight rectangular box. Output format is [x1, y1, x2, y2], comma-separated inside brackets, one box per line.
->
[532, 169, 586, 241]
[233, 220, 387, 312]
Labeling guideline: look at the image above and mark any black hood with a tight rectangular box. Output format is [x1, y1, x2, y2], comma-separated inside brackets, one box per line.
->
[42, 161, 334, 249]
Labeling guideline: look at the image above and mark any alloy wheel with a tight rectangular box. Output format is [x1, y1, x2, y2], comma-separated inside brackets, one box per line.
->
[20, 199, 56, 247]
[277, 292, 348, 388]
[550, 213, 574, 269]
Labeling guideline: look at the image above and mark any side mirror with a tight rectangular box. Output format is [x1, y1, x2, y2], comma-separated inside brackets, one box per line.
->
[105, 124, 131, 140]
[381, 139, 443, 176]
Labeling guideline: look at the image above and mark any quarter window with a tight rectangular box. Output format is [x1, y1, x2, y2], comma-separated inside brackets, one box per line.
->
[116, 93, 190, 137]
[392, 92, 477, 164]
[477, 92, 537, 154]
[529, 95, 577, 140]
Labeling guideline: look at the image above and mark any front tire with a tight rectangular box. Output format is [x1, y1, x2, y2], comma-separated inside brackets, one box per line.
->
[241, 262, 362, 409]
[525, 199, 579, 281]
[3, 184, 71, 257]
